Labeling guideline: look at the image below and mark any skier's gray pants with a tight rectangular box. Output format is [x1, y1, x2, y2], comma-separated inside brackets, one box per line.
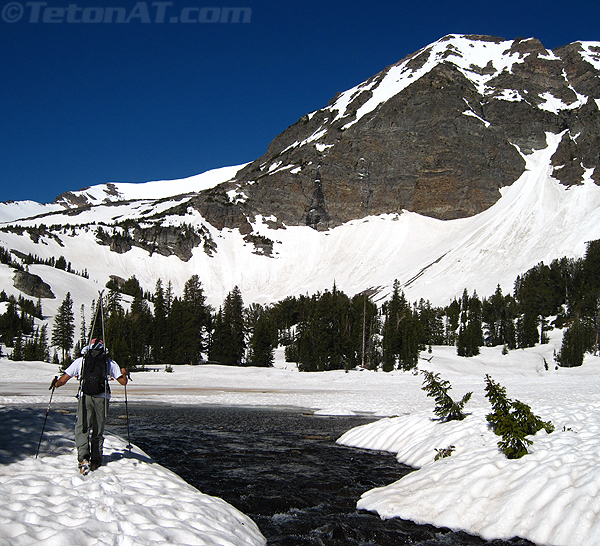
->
[75, 394, 108, 463]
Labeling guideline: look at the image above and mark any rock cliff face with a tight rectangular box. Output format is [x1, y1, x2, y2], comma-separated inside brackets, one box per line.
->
[188, 35, 600, 229]
[13, 270, 55, 299]
[95, 223, 216, 261]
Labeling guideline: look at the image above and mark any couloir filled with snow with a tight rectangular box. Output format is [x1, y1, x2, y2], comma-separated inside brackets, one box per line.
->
[1, 324, 599, 546]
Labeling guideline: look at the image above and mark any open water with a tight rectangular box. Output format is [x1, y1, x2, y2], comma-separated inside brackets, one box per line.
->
[110, 403, 535, 546]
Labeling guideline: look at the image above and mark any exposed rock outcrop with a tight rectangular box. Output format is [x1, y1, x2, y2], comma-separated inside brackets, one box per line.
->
[13, 270, 55, 299]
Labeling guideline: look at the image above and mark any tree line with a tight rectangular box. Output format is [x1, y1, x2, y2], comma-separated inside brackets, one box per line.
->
[2, 240, 600, 369]
[0, 244, 88, 279]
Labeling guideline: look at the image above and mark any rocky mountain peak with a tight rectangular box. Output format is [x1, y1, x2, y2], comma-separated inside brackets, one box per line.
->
[183, 34, 600, 231]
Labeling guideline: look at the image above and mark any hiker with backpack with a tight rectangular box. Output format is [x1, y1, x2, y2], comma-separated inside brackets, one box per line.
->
[51, 338, 128, 474]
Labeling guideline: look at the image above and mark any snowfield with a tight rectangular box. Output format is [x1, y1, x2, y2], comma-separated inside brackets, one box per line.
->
[1, 327, 599, 546]
[0, 408, 265, 546]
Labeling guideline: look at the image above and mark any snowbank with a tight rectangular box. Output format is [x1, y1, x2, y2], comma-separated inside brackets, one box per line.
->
[0, 406, 265, 546]
[338, 405, 600, 546]
[336, 335, 600, 546]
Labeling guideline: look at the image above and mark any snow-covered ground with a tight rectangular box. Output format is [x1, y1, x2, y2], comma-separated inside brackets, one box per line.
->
[0, 407, 265, 546]
[1, 328, 599, 545]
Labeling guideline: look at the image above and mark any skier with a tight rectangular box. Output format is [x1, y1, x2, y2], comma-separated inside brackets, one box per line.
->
[51, 339, 128, 474]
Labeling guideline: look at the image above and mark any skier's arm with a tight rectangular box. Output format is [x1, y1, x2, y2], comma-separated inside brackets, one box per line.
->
[110, 361, 128, 386]
[51, 358, 80, 388]
[53, 373, 71, 388]
[116, 371, 128, 386]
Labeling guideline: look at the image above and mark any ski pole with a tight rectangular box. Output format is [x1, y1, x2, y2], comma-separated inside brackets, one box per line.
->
[36, 376, 58, 458]
[98, 292, 109, 423]
[124, 377, 132, 451]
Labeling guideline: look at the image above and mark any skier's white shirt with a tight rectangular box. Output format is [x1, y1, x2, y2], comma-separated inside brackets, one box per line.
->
[64, 356, 121, 400]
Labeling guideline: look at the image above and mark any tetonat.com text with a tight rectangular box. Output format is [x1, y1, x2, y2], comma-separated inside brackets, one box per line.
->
[1, 2, 251, 23]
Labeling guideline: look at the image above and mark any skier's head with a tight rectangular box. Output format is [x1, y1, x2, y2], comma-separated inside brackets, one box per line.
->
[89, 338, 105, 358]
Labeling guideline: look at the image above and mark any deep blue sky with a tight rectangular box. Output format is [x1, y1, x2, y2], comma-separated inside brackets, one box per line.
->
[1, 0, 598, 203]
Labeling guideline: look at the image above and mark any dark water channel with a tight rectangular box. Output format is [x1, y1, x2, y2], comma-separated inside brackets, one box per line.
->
[110, 404, 534, 546]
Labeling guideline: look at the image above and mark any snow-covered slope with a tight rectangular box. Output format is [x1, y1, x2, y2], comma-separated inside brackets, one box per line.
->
[1, 35, 600, 316]
[2, 331, 600, 546]
[0, 164, 245, 223]
[1, 132, 599, 317]
[0, 200, 65, 225]
[53, 163, 246, 207]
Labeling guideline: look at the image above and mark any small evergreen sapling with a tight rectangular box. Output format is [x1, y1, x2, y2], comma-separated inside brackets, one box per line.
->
[434, 445, 455, 460]
[421, 370, 472, 421]
[484, 375, 554, 459]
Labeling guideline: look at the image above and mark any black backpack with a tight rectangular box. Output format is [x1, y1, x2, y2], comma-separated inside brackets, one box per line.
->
[81, 352, 108, 396]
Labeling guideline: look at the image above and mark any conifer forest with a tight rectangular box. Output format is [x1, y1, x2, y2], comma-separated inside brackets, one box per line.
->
[2, 240, 600, 371]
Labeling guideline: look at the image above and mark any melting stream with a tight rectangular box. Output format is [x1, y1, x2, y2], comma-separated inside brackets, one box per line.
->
[111, 404, 534, 546]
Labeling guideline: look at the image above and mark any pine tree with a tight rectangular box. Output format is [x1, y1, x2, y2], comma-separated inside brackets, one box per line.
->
[209, 308, 227, 364]
[296, 313, 318, 371]
[456, 290, 482, 357]
[105, 288, 123, 317]
[484, 375, 554, 459]
[79, 304, 87, 347]
[122, 275, 143, 298]
[502, 297, 518, 350]
[103, 297, 133, 366]
[382, 280, 419, 370]
[444, 299, 461, 345]
[38, 324, 49, 361]
[11, 331, 24, 361]
[417, 299, 445, 346]
[248, 313, 274, 367]
[483, 285, 507, 346]
[421, 370, 472, 421]
[0, 296, 24, 347]
[516, 312, 539, 348]
[352, 291, 379, 369]
[221, 286, 245, 366]
[51, 292, 75, 365]
[169, 276, 212, 364]
[165, 280, 174, 313]
[382, 282, 399, 371]
[128, 293, 153, 367]
[594, 298, 600, 355]
[23, 327, 40, 361]
[557, 317, 592, 367]
[152, 279, 167, 364]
